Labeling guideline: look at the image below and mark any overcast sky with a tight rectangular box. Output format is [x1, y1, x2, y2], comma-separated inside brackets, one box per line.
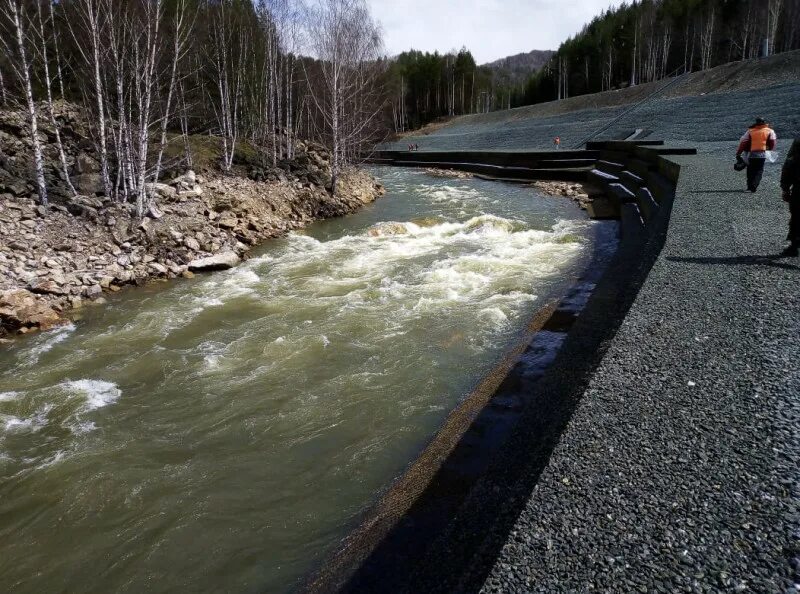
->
[366, 0, 628, 64]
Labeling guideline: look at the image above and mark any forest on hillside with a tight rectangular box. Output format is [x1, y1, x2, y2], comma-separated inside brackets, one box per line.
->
[385, 0, 800, 132]
[485, 50, 555, 86]
[385, 48, 554, 133]
[518, 0, 800, 106]
[0, 0, 385, 212]
[2, 0, 800, 202]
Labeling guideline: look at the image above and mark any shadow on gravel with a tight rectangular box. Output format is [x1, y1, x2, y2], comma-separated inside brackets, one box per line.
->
[689, 189, 748, 194]
[668, 254, 800, 271]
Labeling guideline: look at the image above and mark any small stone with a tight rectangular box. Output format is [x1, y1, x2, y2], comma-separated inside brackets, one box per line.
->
[184, 237, 200, 251]
[85, 284, 103, 299]
[188, 251, 240, 272]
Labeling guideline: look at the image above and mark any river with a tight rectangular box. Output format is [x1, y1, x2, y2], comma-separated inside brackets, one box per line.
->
[0, 168, 601, 593]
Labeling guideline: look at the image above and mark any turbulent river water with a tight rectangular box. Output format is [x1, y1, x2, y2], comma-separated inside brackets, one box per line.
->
[0, 168, 600, 593]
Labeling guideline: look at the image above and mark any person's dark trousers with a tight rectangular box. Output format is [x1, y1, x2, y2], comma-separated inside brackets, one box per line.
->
[747, 157, 766, 191]
[789, 189, 800, 247]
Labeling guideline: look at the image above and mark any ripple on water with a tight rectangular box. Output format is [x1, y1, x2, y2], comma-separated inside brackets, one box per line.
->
[0, 168, 600, 592]
[0, 380, 122, 469]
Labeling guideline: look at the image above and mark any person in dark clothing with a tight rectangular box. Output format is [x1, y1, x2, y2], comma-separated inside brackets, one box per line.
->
[780, 139, 800, 257]
[737, 117, 777, 192]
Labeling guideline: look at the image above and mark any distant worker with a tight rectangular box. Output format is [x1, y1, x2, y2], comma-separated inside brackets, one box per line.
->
[780, 139, 800, 257]
[414, 143, 419, 151]
[554, 136, 561, 150]
[736, 117, 777, 192]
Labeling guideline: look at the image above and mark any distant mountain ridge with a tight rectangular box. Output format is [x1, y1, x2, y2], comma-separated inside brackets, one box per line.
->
[484, 50, 554, 85]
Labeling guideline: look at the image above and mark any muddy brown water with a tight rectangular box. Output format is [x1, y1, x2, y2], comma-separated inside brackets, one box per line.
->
[0, 168, 601, 593]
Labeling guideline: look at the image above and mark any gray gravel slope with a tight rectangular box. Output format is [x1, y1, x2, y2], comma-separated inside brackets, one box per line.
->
[480, 144, 800, 592]
[386, 83, 800, 151]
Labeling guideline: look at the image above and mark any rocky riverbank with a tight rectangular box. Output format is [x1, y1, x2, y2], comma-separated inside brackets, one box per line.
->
[424, 168, 474, 179]
[0, 104, 384, 338]
[533, 181, 591, 210]
[422, 168, 589, 209]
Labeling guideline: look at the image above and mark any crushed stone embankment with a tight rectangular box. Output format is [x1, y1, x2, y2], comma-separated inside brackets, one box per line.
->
[472, 143, 798, 592]
[387, 52, 800, 151]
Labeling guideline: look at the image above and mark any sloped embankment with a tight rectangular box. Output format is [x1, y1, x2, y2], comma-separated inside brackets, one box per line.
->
[389, 51, 800, 151]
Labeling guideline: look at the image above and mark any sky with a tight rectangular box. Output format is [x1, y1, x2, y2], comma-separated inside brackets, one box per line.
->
[366, 0, 629, 64]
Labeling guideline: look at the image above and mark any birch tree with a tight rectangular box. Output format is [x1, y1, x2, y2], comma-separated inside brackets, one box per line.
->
[0, 68, 6, 105]
[304, 0, 384, 196]
[766, 0, 785, 56]
[1, 0, 48, 205]
[153, 0, 192, 190]
[208, 0, 248, 172]
[70, 0, 112, 197]
[699, 6, 715, 71]
[47, 0, 65, 98]
[35, 0, 77, 197]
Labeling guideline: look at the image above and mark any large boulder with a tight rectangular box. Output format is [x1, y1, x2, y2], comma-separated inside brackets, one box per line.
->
[75, 152, 100, 174]
[0, 289, 64, 335]
[70, 173, 104, 195]
[170, 170, 196, 188]
[66, 195, 103, 219]
[28, 279, 69, 296]
[2, 179, 29, 196]
[188, 251, 240, 272]
[145, 182, 177, 200]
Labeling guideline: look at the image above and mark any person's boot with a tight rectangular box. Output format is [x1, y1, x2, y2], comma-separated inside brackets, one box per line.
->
[781, 243, 799, 257]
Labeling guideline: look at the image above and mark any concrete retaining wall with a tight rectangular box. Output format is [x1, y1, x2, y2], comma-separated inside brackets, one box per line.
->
[303, 142, 695, 593]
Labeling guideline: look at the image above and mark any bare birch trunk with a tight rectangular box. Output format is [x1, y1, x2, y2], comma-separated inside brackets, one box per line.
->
[700, 8, 715, 70]
[87, 0, 112, 197]
[767, 0, 784, 55]
[631, 16, 638, 86]
[47, 0, 65, 98]
[36, 0, 77, 197]
[135, 0, 162, 218]
[0, 66, 6, 106]
[154, 0, 188, 185]
[178, 81, 193, 169]
[5, 0, 48, 205]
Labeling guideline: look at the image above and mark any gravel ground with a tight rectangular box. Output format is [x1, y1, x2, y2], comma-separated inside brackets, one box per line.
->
[385, 82, 800, 151]
[476, 143, 800, 593]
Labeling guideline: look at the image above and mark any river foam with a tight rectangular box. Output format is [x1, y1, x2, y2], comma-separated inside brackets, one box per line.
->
[63, 380, 122, 411]
[0, 380, 121, 447]
[0, 167, 599, 593]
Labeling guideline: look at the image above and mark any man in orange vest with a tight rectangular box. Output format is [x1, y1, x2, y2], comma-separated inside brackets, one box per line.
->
[736, 117, 777, 192]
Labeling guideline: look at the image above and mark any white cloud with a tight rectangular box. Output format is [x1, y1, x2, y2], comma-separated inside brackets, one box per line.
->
[366, 0, 628, 63]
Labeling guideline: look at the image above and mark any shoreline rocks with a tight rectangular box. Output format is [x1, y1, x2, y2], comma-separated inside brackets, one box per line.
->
[0, 167, 384, 339]
[532, 181, 591, 209]
[1, 102, 390, 340]
[0, 100, 386, 339]
[0, 289, 65, 336]
[424, 168, 474, 179]
[188, 251, 241, 272]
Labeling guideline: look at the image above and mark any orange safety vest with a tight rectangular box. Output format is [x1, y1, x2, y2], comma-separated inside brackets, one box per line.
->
[748, 124, 773, 152]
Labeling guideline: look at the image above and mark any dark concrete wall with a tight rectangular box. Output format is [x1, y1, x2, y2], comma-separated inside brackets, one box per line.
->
[304, 142, 691, 594]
